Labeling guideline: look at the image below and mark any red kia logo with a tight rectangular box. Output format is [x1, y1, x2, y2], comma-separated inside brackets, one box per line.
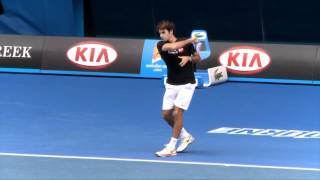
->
[67, 41, 118, 69]
[219, 46, 271, 74]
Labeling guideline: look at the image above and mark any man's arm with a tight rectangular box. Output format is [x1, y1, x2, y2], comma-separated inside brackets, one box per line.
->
[162, 37, 197, 51]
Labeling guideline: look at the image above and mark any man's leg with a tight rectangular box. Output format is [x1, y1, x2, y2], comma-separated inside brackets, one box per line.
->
[172, 107, 184, 138]
[162, 109, 190, 138]
[174, 107, 194, 153]
[156, 109, 177, 157]
[162, 109, 174, 128]
[156, 85, 188, 157]
[174, 84, 196, 152]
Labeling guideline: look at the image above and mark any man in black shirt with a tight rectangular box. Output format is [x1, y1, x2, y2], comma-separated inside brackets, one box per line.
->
[155, 20, 200, 157]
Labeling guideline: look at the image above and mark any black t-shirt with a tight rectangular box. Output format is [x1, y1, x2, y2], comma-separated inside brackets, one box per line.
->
[157, 39, 196, 85]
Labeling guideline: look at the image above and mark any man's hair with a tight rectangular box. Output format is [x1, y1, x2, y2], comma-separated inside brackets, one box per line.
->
[156, 20, 176, 35]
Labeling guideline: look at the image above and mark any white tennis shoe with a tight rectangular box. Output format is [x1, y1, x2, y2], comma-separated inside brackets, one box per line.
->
[177, 135, 194, 153]
[155, 146, 177, 157]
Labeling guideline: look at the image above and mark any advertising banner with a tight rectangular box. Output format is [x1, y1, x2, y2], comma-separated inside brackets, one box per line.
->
[41, 37, 144, 75]
[0, 35, 43, 72]
[140, 39, 167, 78]
[0, 35, 319, 85]
[140, 40, 317, 84]
[198, 42, 317, 82]
[314, 47, 320, 84]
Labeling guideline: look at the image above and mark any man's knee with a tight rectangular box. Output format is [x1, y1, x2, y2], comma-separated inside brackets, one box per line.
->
[170, 107, 183, 121]
[162, 110, 172, 120]
[173, 107, 183, 116]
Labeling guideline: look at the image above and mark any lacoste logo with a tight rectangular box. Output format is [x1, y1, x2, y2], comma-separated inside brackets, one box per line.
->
[214, 69, 223, 80]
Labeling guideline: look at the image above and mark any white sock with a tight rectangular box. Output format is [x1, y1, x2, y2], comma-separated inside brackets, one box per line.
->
[179, 128, 190, 139]
[167, 137, 178, 149]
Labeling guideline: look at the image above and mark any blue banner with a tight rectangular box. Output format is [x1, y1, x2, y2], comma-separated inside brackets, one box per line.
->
[140, 39, 167, 78]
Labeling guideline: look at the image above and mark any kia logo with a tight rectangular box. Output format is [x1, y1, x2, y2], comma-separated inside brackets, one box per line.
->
[219, 46, 271, 74]
[67, 41, 118, 69]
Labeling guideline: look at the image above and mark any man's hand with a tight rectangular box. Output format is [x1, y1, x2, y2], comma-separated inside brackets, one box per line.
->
[178, 56, 191, 67]
[190, 36, 199, 44]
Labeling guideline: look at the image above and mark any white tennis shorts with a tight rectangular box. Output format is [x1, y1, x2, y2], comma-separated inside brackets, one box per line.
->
[162, 83, 196, 110]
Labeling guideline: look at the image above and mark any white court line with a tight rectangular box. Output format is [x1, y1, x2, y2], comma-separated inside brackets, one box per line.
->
[0, 152, 319, 172]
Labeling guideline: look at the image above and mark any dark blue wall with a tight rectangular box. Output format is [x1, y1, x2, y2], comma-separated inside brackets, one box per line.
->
[0, 0, 83, 36]
[0, 1, 3, 15]
[1, 0, 319, 42]
[85, 0, 320, 43]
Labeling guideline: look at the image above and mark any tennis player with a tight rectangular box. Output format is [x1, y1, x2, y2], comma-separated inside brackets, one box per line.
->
[155, 20, 200, 157]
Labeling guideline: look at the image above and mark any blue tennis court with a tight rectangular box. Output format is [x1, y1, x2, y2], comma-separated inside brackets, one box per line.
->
[0, 73, 319, 179]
